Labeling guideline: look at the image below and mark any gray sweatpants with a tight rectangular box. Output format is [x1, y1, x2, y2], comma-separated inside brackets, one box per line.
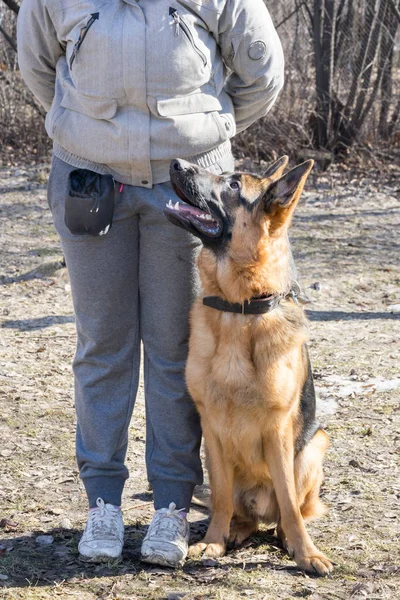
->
[47, 156, 204, 511]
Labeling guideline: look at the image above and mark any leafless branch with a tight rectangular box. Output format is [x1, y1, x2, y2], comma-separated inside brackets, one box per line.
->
[1, 0, 20, 15]
[0, 23, 17, 52]
[387, 0, 400, 23]
[276, 2, 306, 29]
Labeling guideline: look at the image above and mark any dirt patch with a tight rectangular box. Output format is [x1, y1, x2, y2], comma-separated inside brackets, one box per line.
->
[0, 163, 399, 599]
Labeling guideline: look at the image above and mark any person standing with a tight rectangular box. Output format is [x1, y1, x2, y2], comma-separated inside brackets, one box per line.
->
[17, 0, 284, 567]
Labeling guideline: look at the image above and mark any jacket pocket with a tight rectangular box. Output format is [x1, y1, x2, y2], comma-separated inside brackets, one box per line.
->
[156, 93, 222, 117]
[69, 12, 99, 70]
[148, 93, 232, 161]
[155, 93, 236, 142]
[60, 87, 118, 120]
[52, 86, 125, 165]
[169, 8, 208, 68]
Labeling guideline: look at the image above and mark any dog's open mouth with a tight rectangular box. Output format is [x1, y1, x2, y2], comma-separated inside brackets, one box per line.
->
[164, 194, 222, 237]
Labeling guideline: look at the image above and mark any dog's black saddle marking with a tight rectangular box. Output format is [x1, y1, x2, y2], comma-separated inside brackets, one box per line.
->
[295, 345, 321, 455]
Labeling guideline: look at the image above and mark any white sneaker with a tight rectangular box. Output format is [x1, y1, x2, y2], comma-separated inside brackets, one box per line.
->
[78, 497, 124, 561]
[141, 502, 189, 567]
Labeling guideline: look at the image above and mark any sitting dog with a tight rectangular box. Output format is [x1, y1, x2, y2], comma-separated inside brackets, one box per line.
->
[165, 156, 333, 576]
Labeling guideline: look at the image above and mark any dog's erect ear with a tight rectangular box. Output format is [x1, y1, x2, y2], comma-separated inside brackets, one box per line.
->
[262, 155, 289, 182]
[263, 160, 314, 228]
[266, 160, 314, 208]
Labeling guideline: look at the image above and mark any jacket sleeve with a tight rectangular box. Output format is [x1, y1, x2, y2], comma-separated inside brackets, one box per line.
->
[17, 0, 65, 111]
[218, 0, 284, 133]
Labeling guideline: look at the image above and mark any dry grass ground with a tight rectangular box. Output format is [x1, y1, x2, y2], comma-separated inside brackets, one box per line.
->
[0, 162, 399, 600]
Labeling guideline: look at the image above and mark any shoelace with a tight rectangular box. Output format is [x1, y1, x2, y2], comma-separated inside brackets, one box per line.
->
[87, 498, 121, 539]
[149, 502, 187, 542]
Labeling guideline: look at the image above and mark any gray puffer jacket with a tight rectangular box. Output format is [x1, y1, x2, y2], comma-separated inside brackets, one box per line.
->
[17, 0, 284, 186]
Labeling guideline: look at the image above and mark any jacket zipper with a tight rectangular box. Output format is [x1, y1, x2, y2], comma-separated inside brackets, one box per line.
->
[69, 12, 99, 70]
[169, 8, 207, 68]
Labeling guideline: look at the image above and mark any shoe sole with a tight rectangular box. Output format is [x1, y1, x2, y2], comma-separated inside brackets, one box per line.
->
[79, 553, 122, 563]
[140, 553, 185, 568]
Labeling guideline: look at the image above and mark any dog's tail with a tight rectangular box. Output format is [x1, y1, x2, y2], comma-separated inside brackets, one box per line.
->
[301, 497, 327, 521]
[191, 484, 211, 509]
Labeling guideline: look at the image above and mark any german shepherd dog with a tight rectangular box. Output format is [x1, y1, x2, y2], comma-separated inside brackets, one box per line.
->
[165, 157, 333, 576]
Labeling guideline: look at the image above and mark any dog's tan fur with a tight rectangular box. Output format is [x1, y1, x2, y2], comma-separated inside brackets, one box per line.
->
[186, 158, 333, 575]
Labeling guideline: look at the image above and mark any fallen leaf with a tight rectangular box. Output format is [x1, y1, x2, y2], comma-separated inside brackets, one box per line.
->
[0, 519, 18, 530]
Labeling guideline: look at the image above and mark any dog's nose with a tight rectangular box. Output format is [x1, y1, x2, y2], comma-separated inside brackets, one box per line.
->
[171, 159, 184, 172]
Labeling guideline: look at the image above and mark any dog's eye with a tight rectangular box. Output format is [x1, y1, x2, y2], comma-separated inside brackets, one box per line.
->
[229, 181, 240, 190]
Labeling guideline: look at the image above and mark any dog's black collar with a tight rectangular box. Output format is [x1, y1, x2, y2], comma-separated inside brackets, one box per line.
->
[202, 285, 302, 315]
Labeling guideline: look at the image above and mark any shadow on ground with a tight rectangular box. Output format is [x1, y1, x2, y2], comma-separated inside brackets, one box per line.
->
[0, 523, 299, 589]
[0, 260, 65, 285]
[307, 310, 400, 321]
[1, 315, 75, 330]
[3, 310, 398, 333]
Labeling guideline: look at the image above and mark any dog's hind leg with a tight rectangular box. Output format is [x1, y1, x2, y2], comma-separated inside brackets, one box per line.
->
[228, 486, 263, 548]
[276, 517, 287, 550]
[295, 429, 329, 521]
[188, 425, 234, 559]
[228, 515, 258, 548]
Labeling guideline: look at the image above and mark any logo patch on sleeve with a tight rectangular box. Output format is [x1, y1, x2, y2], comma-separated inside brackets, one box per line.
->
[248, 40, 266, 60]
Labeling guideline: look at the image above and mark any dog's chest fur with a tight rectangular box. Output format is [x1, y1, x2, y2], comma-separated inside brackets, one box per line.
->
[186, 299, 308, 469]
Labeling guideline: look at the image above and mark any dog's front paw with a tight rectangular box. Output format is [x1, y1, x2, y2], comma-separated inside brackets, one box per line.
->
[202, 542, 226, 558]
[188, 541, 226, 559]
[294, 551, 333, 576]
[188, 542, 207, 558]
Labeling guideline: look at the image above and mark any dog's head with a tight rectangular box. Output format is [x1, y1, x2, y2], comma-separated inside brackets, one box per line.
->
[165, 157, 313, 300]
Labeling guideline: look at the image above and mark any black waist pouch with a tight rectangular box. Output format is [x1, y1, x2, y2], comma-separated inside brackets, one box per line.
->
[65, 169, 115, 236]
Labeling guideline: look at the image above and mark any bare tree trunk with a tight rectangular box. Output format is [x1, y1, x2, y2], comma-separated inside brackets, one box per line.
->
[341, 0, 378, 124]
[331, 0, 398, 153]
[351, 0, 387, 131]
[312, 0, 337, 148]
[388, 98, 400, 138]
[333, 0, 347, 67]
[378, 1, 399, 139]
[386, 0, 400, 22]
